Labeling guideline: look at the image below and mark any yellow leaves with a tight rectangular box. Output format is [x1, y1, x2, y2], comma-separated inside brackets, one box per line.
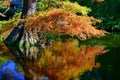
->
[93, 0, 105, 2]
[3, 0, 11, 7]
[47, 9, 64, 16]
[59, 1, 91, 15]
[0, 18, 25, 40]
[0, 12, 23, 40]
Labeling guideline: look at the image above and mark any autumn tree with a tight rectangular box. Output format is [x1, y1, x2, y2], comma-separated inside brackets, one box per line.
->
[3, 0, 107, 47]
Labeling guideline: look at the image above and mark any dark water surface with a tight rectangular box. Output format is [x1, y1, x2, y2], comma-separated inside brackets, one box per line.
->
[0, 33, 120, 80]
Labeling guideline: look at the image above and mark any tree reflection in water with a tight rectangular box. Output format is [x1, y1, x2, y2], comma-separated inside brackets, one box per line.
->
[5, 39, 108, 80]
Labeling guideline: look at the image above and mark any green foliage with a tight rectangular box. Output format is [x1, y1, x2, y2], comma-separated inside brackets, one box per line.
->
[37, 0, 91, 16]
[0, 12, 21, 41]
[0, 55, 9, 66]
[0, 18, 15, 40]
[45, 32, 58, 41]
[0, 19, 15, 29]
[37, 1, 45, 11]
[59, 1, 91, 15]
[0, 12, 21, 29]
[89, 0, 120, 31]
[0, 1, 6, 8]
[71, 0, 120, 32]
[37, 0, 61, 11]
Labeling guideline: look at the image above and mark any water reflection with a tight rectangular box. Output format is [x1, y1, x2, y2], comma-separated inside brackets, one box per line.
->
[80, 68, 112, 80]
[2, 39, 108, 80]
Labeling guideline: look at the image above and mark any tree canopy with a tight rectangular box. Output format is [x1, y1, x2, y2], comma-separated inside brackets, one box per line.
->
[0, 0, 107, 43]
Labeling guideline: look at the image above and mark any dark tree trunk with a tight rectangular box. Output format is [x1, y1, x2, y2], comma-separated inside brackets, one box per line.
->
[4, 23, 24, 46]
[4, 0, 38, 46]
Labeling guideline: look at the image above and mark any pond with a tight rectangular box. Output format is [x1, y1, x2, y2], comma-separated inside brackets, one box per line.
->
[0, 33, 120, 80]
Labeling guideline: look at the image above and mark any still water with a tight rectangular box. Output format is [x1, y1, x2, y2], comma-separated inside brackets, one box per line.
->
[0, 33, 120, 80]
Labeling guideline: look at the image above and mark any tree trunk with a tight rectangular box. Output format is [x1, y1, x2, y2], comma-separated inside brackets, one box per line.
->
[4, 0, 38, 46]
[4, 23, 24, 46]
[21, 0, 37, 18]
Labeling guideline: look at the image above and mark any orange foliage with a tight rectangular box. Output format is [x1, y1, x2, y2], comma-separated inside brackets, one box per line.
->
[20, 39, 108, 80]
[0, 25, 13, 37]
[92, 0, 105, 2]
[26, 9, 107, 40]
[0, 19, 24, 38]
[0, 42, 14, 58]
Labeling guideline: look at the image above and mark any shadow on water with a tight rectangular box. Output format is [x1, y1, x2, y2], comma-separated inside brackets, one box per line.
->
[0, 33, 120, 80]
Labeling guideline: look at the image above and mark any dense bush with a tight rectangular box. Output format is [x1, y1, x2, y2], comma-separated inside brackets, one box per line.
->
[70, 0, 120, 32]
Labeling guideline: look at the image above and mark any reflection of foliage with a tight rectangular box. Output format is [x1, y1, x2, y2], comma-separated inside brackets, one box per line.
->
[25, 9, 107, 40]
[79, 33, 120, 48]
[19, 39, 108, 80]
